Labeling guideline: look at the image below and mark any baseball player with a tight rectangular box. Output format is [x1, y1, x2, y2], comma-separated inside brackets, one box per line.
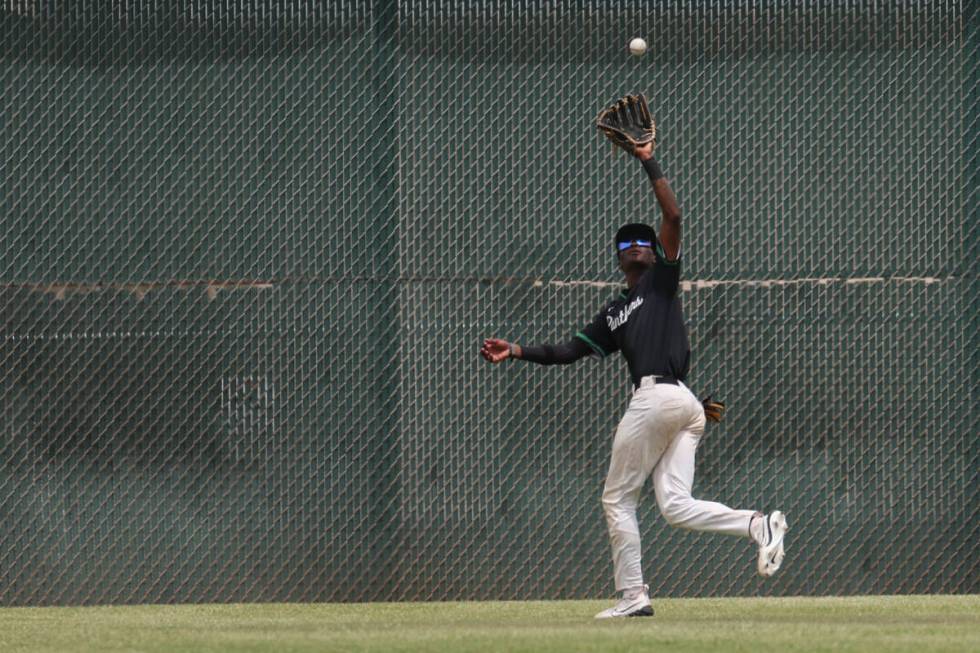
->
[480, 95, 788, 619]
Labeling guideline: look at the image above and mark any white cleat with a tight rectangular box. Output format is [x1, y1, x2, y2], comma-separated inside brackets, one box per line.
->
[594, 585, 653, 619]
[753, 511, 789, 577]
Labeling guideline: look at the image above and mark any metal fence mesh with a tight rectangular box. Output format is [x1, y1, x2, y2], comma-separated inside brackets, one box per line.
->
[0, 1, 976, 605]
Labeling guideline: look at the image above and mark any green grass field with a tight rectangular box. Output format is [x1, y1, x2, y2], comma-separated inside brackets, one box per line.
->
[1, 595, 977, 653]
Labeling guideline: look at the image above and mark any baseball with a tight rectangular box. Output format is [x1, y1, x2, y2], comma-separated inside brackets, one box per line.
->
[629, 37, 647, 56]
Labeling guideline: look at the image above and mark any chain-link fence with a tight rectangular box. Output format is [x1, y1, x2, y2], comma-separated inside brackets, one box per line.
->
[0, 1, 976, 605]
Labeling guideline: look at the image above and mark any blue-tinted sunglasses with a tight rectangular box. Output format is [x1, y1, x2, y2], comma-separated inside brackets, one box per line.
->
[617, 239, 652, 251]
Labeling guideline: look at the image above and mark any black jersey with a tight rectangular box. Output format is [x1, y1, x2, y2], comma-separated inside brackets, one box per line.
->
[574, 244, 690, 387]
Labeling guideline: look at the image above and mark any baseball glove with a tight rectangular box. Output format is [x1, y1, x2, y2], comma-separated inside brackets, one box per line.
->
[701, 397, 726, 424]
[595, 93, 656, 154]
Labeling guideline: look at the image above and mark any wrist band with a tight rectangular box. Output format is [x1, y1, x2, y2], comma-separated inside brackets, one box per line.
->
[508, 343, 517, 359]
[641, 156, 664, 180]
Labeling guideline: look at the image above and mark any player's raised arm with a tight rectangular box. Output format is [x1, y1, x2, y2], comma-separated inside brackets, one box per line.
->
[595, 94, 680, 262]
[634, 143, 680, 261]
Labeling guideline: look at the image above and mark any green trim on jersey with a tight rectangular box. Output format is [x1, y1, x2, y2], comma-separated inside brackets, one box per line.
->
[575, 331, 608, 358]
[657, 242, 680, 266]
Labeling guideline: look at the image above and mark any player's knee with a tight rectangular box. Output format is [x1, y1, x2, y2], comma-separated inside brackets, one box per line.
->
[601, 494, 635, 528]
[600, 493, 621, 518]
[659, 495, 694, 527]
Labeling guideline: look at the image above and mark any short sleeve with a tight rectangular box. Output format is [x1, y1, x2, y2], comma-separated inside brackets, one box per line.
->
[574, 306, 619, 358]
[640, 242, 681, 296]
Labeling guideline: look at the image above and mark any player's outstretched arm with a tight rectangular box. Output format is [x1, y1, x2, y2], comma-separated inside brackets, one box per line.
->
[480, 337, 590, 365]
[633, 142, 681, 261]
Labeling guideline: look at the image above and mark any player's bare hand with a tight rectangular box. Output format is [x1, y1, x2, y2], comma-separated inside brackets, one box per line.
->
[481, 338, 512, 363]
[633, 142, 654, 160]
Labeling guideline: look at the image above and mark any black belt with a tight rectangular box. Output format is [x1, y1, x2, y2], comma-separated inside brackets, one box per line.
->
[634, 375, 678, 391]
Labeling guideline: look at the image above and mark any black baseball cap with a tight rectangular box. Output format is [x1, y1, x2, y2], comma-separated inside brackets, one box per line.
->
[615, 223, 657, 251]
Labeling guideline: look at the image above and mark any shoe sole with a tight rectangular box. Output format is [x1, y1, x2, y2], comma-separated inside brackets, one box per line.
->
[594, 602, 654, 619]
[757, 510, 788, 577]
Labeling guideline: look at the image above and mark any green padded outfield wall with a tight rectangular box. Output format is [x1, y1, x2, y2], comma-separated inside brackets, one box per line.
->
[0, 1, 976, 605]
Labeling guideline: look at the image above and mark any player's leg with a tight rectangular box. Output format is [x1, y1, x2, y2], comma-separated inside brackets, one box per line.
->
[652, 385, 788, 575]
[601, 466, 645, 594]
[595, 393, 666, 618]
[651, 387, 756, 535]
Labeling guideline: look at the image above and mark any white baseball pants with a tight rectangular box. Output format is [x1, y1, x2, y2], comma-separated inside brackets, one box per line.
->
[602, 376, 756, 592]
